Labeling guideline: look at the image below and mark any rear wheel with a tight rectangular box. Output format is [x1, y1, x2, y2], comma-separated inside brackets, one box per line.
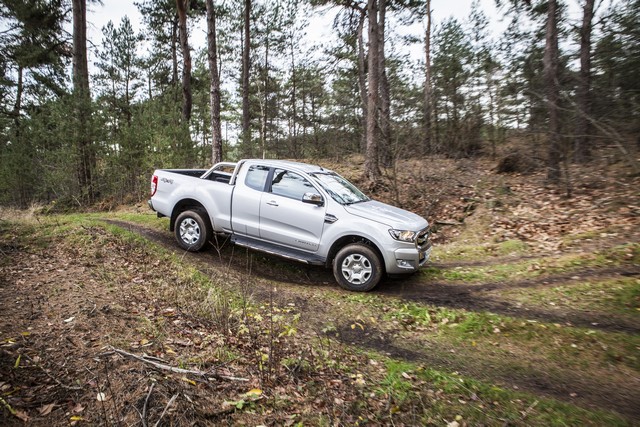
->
[175, 210, 211, 251]
[333, 243, 383, 292]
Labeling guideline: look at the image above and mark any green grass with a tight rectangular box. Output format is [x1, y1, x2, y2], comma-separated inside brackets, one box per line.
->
[497, 277, 640, 316]
[423, 244, 638, 283]
[379, 295, 640, 372]
[364, 355, 629, 426]
[421, 259, 544, 282]
[375, 360, 415, 405]
[431, 239, 529, 262]
[3, 212, 638, 425]
[100, 210, 169, 230]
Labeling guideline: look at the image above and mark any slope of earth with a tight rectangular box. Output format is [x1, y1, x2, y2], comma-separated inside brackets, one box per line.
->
[1, 152, 639, 425]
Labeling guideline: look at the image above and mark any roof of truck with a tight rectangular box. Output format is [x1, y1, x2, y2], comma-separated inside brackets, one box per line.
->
[242, 159, 328, 174]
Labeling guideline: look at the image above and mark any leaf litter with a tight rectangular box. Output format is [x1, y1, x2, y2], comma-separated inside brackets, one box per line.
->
[1, 154, 639, 425]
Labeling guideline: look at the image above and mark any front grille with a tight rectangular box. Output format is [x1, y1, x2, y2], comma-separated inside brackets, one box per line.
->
[416, 227, 430, 250]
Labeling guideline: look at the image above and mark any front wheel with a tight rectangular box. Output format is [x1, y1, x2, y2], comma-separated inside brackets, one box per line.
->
[333, 243, 383, 292]
[175, 210, 211, 252]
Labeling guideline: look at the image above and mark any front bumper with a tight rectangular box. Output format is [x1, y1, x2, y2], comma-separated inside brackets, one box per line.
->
[387, 242, 432, 274]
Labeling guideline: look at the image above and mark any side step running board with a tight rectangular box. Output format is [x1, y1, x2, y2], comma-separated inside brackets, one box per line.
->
[232, 235, 325, 266]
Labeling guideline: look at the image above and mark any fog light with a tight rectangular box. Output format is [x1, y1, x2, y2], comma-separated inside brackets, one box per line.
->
[396, 259, 413, 269]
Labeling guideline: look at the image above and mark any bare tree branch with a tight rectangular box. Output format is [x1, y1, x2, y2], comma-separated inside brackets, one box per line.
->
[107, 347, 249, 382]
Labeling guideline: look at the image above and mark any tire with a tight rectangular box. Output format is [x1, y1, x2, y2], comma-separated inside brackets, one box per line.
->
[333, 243, 383, 292]
[175, 210, 212, 252]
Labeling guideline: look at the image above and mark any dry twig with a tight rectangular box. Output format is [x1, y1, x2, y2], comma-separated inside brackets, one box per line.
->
[22, 353, 83, 390]
[108, 347, 249, 382]
[435, 220, 463, 226]
[142, 382, 155, 427]
[0, 396, 16, 415]
[153, 393, 178, 427]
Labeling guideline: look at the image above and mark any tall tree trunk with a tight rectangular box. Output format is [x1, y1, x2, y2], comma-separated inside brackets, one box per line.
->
[289, 35, 297, 148]
[72, 0, 94, 203]
[423, 0, 432, 155]
[544, 0, 561, 184]
[176, 0, 191, 122]
[13, 65, 23, 130]
[574, 0, 595, 163]
[171, 16, 179, 86]
[262, 36, 269, 159]
[364, 0, 381, 182]
[378, 0, 391, 167]
[356, 10, 368, 154]
[487, 75, 498, 159]
[206, 0, 223, 164]
[242, 0, 252, 156]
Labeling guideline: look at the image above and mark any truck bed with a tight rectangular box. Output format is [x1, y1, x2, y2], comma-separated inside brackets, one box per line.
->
[160, 169, 232, 184]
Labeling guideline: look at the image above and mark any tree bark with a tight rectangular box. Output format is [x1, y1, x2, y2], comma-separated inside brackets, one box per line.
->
[356, 10, 368, 154]
[378, 0, 391, 167]
[364, 0, 381, 182]
[176, 0, 192, 122]
[242, 0, 252, 156]
[289, 36, 297, 150]
[543, 0, 561, 184]
[72, 0, 94, 203]
[171, 15, 179, 88]
[262, 35, 270, 159]
[423, 0, 432, 155]
[206, 0, 223, 164]
[13, 65, 23, 129]
[574, 0, 595, 163]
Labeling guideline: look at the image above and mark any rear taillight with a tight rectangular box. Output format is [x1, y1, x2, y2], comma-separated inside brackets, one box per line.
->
[150, 175, 158, 196]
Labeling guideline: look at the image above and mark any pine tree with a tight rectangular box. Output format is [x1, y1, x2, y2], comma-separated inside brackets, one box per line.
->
[72, 0, 95, 202]
[206, 0, 223, 164]
[573, 0, 596, 163]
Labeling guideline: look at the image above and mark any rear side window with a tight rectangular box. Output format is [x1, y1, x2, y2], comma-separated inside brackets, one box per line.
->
[270, 169, 315, 200]
[245, 165, 270, 191]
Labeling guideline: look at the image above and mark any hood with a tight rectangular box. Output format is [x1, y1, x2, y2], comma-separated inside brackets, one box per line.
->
[344, 200, 428, 230]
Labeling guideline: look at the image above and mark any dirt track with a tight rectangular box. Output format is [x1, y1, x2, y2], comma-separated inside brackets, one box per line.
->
[105, 219, 640, 420]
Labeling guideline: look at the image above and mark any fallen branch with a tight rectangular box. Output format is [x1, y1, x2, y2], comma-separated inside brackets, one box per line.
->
[434, 220, 463, 226]
[108, 347, 248, 382]
[0, 395, 16, 415]
[142, 382, 155, 427]
[153, 393, 178, 427]
[505, 399, 538, 427]
[22, 353, 83, 391]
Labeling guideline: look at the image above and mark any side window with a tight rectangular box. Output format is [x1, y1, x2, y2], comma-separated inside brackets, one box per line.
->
[270, 169, 315, 200]
[245, 165, 270, 191]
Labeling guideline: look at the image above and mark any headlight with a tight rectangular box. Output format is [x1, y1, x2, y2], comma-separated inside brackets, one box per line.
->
[389, 229, 417, 243]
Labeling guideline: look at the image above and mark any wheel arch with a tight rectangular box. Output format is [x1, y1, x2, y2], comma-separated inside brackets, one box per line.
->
[326, 235, 386, 273]
[170, 199, 209, 231]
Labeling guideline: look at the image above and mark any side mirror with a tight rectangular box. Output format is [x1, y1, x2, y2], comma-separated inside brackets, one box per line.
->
[302, 192, 324, 206]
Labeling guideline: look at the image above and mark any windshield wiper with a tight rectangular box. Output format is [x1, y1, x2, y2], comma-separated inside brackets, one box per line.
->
[344, 198, 369, 205]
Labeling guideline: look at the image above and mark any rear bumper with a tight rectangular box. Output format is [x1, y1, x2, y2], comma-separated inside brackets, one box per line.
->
[147, 199, 155, 211]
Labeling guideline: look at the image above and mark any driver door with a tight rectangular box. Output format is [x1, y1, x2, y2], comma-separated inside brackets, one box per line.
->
[259, 168, 326, 252]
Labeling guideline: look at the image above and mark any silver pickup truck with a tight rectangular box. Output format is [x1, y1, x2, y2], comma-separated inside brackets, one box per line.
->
[148, 159, 431, 291]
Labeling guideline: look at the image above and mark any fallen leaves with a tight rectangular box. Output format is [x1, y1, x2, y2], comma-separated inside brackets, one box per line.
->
[0, 156, 637, 426]
[13, 409, 29, 422]
[484, 176, 640, 253]
[350, 322, 365, 331]
[38, 402, 56, 416]
[222, 388, 264, 411]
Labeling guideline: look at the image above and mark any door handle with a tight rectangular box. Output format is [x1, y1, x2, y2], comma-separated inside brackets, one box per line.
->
[266, 200, 278, 206]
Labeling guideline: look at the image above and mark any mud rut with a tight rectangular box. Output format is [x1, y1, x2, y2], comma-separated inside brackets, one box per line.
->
[106, 220, 640, 420]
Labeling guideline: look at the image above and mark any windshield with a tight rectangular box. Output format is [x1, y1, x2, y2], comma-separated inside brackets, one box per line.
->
[310, 172, 370, 205]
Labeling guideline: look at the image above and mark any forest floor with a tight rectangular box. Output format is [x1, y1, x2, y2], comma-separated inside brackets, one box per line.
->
[1, 149, 639, 426]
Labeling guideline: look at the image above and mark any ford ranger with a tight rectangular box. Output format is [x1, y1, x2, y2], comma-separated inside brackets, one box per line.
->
[148, 159, 431, 291]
